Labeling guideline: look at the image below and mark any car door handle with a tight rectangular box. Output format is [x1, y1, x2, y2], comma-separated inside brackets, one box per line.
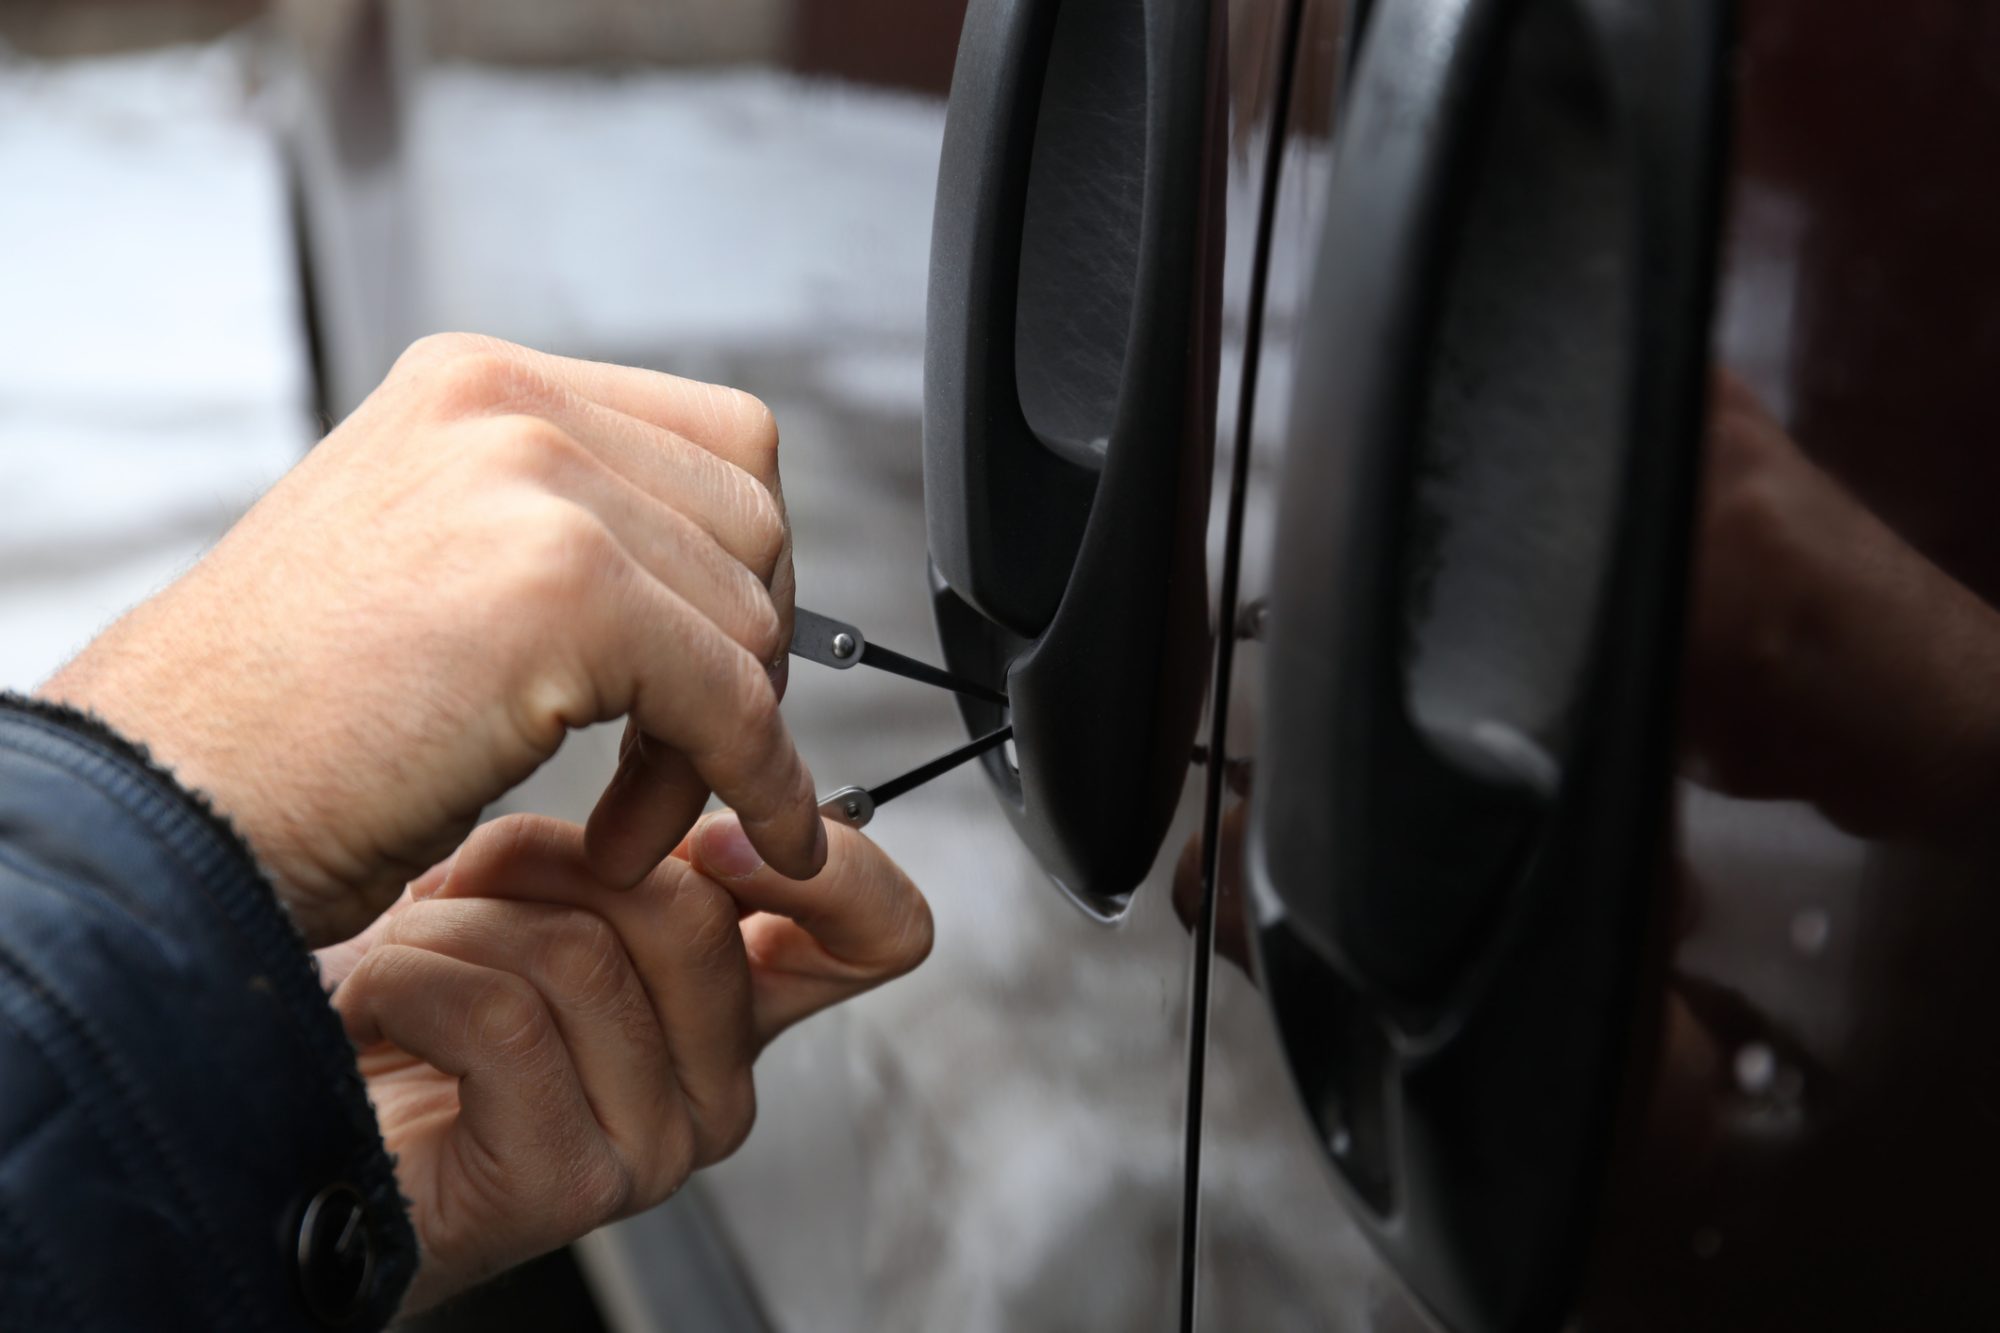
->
[1246, 0, 1729, 1327]
[923, 0, 1220, 915]
[1253, 0, 1723, 1032]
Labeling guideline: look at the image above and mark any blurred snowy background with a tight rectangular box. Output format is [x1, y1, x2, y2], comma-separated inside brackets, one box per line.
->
[0, 3, 950, 696]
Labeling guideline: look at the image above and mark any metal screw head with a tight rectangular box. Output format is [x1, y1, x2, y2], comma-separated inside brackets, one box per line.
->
[843, 797, 863, 820]
[831, 632, 857, 661]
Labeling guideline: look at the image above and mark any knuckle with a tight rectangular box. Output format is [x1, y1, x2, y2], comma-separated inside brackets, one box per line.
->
[477, 976, 553, 1059]
[484, 414, 590, 484]
[373, 906, 427, 953]
[510, 499, 619, 608]
[736, 583, 786, 667]
[710, 654, 782, 768]
[562, 1147, 635, 1229]
[533, 911, 628, 1011]
[676, 875, 743, 960]
[654, 1112, 699, 1192]
[393, 331, 482, 374]
[473, 811, 547, 866]
[342, 944, 413, 1005]
[610, 987, 665, 1053]
[708, 1073, 758, 1163]
[735, 649, 782, 727]
[330, 955, 382, 1019]
[513, 662, 603, 753]
[704, 644, 780, 756]
[735, 477, 788, 581]
[630, 1096, 699, 1200]
[411, 338, 547, 418]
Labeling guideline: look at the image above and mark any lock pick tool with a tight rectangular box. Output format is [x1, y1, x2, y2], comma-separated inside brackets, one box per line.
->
[790, 607, 1011, 830]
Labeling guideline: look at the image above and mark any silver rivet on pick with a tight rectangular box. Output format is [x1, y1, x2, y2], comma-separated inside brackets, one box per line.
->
[844, 798, 863, 820]
[831, 632, 857, 660]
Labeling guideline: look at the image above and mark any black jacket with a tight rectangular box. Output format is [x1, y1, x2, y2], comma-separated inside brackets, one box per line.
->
[0, 696, 414, 1328]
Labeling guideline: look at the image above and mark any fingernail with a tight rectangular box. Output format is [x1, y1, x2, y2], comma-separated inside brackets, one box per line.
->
[697, 812, 765, 880]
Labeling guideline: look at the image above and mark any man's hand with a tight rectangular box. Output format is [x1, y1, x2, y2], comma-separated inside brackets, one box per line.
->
[39, 335, 823, 945]
[317, 811, 931, 1312]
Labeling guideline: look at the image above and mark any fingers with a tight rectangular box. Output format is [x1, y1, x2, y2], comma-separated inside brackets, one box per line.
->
[550, 467, 792, 885]
[313, 890, 406, 991]
[432, 816, 760, 1166]
[540, 456, 783, 667]
[525, 390, 792, 598]
[689, 812, 933, 1047]
[335, 944, 623, 1231]
[541, 457, 788, 883]
[449, 339, 784, 489]
[575, 559, 823, 880]
[369, 895, 703, 1182]
[691, 812, 932, 972]
[398, 337, 811, 884]
[398, 334, 791, 609]
[526, 374, 798, 681]
[583, 722, 708, 887]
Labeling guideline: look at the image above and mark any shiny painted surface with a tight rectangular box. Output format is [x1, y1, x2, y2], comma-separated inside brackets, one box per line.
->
[1586, 3, 2000, 1326]
[1191, 1, 1437, 1326]
[1197, 0, 2000, 1329]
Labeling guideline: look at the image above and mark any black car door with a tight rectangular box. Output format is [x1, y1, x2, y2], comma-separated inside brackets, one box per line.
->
[1190, 0, 1739, 1328]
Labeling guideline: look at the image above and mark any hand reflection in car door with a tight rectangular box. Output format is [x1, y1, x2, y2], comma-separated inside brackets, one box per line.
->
[1590, 369, 2000, 1328]
[1190, 367, 2000, 960]
[1185, 369, 2000, 1327]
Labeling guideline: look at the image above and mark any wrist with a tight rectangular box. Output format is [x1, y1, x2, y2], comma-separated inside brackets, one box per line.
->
[36, 640, 342, 942]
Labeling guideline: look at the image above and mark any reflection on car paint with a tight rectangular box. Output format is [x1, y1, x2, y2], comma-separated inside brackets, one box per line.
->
[1197, 1, 2000, 1330]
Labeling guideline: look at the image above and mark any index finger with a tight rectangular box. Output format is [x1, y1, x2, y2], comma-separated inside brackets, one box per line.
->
[520, 346, 801, 858]
[572, 562, 822, 882]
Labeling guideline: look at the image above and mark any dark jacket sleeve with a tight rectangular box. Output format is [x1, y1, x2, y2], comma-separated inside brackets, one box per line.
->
[0, 695, 414, 1330]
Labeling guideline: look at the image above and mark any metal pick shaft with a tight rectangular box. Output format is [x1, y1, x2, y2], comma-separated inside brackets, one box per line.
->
[791, 606, 1007, 707]
[819, 725, 1013, 829]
